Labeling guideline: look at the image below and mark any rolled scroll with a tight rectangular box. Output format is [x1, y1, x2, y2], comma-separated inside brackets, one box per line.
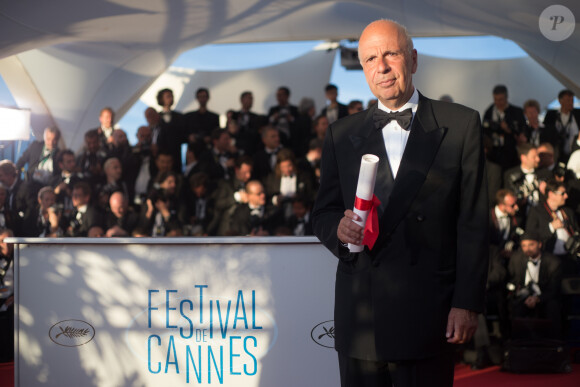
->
[348, 154, 380, 253]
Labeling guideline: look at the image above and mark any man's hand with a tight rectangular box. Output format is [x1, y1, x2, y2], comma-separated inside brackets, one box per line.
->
[525, 295, 540, 309]
[337, 210, 364, 246]
[446, 307, 477, 344]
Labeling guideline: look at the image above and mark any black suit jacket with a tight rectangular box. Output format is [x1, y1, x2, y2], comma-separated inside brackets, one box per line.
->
[544, 109, 580, 158]
[16, 141, 60, 182]
[312, 94, 489, 361]
[525, 203, 578, 254]
[507, 250, 561, 305]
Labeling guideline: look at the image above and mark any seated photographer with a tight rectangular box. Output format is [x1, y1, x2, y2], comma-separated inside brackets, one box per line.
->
[141, 171, 182, 237]
[105, 191, 139, 237]
[507, 232, 562, 339]
[21, 186, 62, 237]
[525, 179, 579, 277]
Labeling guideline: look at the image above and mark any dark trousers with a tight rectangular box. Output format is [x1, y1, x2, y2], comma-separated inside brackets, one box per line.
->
[338, 347, 454, 387]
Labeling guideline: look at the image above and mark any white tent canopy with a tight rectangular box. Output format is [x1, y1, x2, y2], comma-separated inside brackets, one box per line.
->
[0, 0, 578, 149]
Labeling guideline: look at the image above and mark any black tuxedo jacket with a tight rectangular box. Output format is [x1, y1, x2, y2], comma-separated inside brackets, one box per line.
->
[507, 250, 561, 304]
[312, 94, 489, 361]
[16, 141, 60, 182]
[544, 109, 580, 158]
[525, 203, 578, 254]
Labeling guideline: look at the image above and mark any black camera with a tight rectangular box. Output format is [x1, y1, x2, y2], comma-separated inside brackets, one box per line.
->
[565, 232, 580, 256]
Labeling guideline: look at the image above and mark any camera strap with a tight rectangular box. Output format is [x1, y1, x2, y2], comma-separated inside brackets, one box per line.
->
[543, 202, 574, 236]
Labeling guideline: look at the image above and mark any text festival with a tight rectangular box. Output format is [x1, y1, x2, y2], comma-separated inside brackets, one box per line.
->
[147, 285, 263, 384]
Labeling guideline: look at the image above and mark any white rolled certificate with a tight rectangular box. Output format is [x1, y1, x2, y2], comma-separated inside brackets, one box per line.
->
[348, 154, 379, 252]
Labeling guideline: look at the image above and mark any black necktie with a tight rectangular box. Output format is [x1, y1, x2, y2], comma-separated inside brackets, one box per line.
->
[374, 108, 413, 130]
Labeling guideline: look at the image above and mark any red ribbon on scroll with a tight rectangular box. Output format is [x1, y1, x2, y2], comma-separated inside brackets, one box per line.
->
[354, 194, 381, 250]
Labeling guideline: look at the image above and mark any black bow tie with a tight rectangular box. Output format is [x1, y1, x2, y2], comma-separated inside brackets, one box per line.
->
[528, 259, 539, 266]
[374, 108, 413, 130]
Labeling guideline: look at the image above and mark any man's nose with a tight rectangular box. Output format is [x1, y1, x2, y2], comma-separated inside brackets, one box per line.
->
[377, 57, 390, 73]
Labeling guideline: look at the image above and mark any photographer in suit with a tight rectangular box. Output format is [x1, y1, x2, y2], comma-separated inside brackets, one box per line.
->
[507, 231, 562, 339]
[312, 19, 488, 386]
[526, 179, 579, 278]
[483, 85, 526, 170]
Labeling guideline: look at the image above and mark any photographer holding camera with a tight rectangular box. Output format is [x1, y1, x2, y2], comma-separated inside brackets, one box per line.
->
[507, 232, 562, 339]
[525, 179, 579, 278]
[21, 186, 62, 237]
[483, 85, 527, 170]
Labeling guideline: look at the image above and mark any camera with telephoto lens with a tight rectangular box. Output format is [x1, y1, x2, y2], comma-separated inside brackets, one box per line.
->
[565, 232, 580, 256]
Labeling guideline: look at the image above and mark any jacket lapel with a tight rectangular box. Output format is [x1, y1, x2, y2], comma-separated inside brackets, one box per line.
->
[372, 94, 447, 252]
[348, 105, 393, 215]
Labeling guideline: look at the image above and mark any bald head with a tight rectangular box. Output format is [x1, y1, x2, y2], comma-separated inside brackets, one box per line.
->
[358, 19, 417, 110]
[109, 191, 127, 218]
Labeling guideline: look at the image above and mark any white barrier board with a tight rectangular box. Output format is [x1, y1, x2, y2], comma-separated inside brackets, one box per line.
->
[13, 238, 339, 386]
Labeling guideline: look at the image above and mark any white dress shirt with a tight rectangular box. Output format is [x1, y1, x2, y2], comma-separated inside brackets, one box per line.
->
[378, 88, 419, 178]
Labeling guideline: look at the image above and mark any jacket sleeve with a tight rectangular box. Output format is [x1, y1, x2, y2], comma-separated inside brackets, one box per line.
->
[311, 124, 355, 261]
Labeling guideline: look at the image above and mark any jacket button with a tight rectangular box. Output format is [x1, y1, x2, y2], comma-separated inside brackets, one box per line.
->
[372, 259, 380, 267]
[416, 215, 425, 222]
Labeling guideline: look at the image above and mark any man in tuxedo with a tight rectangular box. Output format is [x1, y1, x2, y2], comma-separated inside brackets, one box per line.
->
[252, 126, 283, 182]
[184, 87, 220, 145]
[268, 86, 299, 148]
[507, 232, 562, 339]
[525, 179, 578, 277]
[63, 182, 103, 237]
[544, 89, 580, 162]
[16, 126, 61, 185]
[312, 20, 488, 386]
[231, 91, 264, 156]
[321, 83, 349, 124]
[227, 180, 281, 236]
[482, 85, 526, 170]
[0, 160, 38, 218]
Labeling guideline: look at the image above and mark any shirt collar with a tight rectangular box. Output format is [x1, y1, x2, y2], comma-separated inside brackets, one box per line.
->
[378, 88, 419, 114]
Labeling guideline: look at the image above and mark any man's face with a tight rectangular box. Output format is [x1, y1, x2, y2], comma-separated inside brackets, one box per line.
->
[86, 136, 100, 153]
[279, 160, 294, 177]
[559, 94, 574, 113]
[235, 163, 252, 183]
[524, 106, 539, 122]
[105, 159, 122, 181]
[247, 184, 265, 207]
[499, 194, 518, 216]
[263, 129, 280, 149]
[276, 89, 289, 105]
[44, 130, 58, 150]
[99, 110, 113, 128]
[112, 130, 128, 147]
[161, 91, 174, 108]
[39, 191, 56, 209]
[325, 88, 338, 103]
[109, 193, 126, 218]
[550, 186, 568, 207]
[493, 93, 508, 111]
[521, 239, 541, 258]
[0, 169, 15, 187]
[72, 188, 89, 208]
[522, 149, 539, 169]
[214, 133, 231, 153]
[156, 155, 173, 173]
[292, 201, 307, 219]
[358, 21, 417, 110]
[241, 93, 253, 110]
[145, 108, 160, 126]
[197, 91, 209, 107]
[537, 146, 554, 168]
[60, 154, 76, 172]
[137, 126, 152, 145]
